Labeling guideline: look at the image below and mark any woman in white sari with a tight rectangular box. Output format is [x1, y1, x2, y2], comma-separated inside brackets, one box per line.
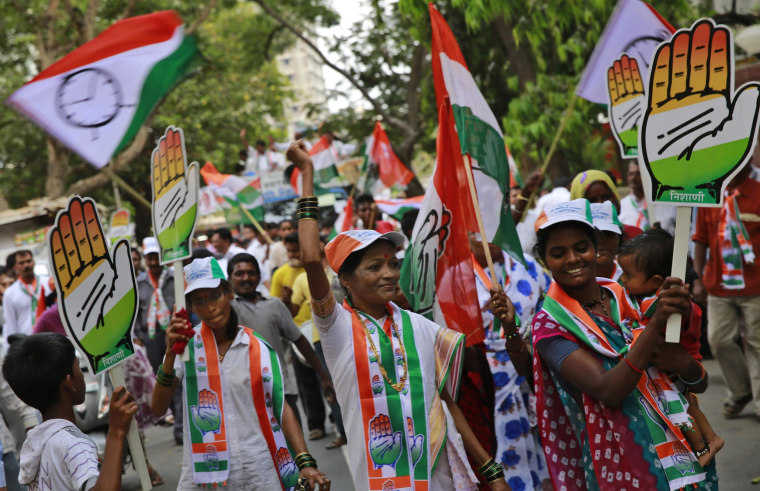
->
[286, 141, 509, 491]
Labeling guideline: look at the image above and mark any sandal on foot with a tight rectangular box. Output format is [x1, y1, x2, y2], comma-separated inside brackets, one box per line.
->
[326, 436, 346, 449]
[149, 469, 164, 487]
[722, 394, 752, 419]
[308, 429, 325, 440]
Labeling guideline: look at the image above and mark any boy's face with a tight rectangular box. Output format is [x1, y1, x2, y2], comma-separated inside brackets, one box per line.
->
[618, 253, 662, 297]
[71, 359, 86, 405]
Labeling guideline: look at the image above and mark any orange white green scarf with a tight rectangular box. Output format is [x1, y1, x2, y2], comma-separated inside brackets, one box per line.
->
[185, 323, 298, 489]
[147, 269, 171, 339]
[719, 190, 755, 289]
[345, 300, 467, 490]
[536, 279, 706, 490]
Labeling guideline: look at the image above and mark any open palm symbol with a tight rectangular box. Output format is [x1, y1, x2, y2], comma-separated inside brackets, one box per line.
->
[151, 126, 198, 263]
[608, 54, 646, 157]
[640, 19, 760, 204]
[49, 196, 137, 373]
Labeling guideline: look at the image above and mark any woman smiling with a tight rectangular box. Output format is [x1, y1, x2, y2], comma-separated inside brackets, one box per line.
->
[286, 141, 509, 491]
[530, 199, 717, 490]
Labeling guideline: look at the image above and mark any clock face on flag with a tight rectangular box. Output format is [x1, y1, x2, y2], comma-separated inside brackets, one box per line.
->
[56, 67, 124, 128]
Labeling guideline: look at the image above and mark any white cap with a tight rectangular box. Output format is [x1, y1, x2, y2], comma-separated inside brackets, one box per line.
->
[590, 201, 623, 235]
[142, 237, 160, 256]
[534, 198, 594, 233]
[183, 257, 226, 295]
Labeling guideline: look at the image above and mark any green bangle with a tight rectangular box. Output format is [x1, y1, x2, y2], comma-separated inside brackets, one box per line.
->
[477, 458, 495, 475]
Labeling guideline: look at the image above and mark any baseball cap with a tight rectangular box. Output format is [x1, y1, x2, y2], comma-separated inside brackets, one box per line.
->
[142, 237, 160, 256]
[325, 230, 405, 273]
[184, 257, 226, 295]
[534, 198, 594, 233]
[590, 201, 623, 235]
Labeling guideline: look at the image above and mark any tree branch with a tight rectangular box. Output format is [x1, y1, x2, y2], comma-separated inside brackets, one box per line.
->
[64, 125, 152, 205]
[187, 0, 218, 35]
[252, 0, 412, 135]
[119, 0, 138, 20]
[83, 0, 101, 41]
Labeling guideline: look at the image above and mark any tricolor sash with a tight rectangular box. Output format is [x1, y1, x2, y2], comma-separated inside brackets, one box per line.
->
[147, 269, 171, 339]
[539, 280, 705, 490]
[185, 323, 297, 489]
[345, 300, 465, 490]
[719, 190, 755, 290]
[18, 276, 44, 324]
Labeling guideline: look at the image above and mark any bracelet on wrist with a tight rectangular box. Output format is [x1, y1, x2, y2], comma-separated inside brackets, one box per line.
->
[677, 362, 705, 386]
[623, 355, 644, 375]
[294, 452, 318, 470]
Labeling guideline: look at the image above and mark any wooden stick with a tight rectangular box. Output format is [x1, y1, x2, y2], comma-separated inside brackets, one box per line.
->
[463, 155, 500, 288]
[520, 93, 579, 222]
[368, 203, 377, 230]
[636, 154, 658, 226]
[666, 206, 692, 343]
[240, 206, 272, 244]
[102, 167, 151, 210]
[108, 365, 152, 490]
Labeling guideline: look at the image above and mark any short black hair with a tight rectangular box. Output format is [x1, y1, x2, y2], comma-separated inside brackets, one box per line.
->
[355, 193, 375, 208]
[279, 219, 295, 229]
[256, 140, 266, 147]
[533, 221, 597, 265]
[284, 232, 299, 245]
[239, 149, 248, 158]
[192, 248, 214, 260]
[227, 253, 260, 277]
[211, 228, 232, 243]
[3, 333, 76, 413]
[0, 266, 7, 276]
[4, 253, 15, 271]
[618, 227, 674, 279]
[400, 209, 419, 239]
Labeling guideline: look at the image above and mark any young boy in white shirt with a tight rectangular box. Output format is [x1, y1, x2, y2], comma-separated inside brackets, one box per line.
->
[2, 333, 137, 490]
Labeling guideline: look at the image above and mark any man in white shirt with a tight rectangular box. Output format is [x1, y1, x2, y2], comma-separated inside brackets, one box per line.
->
[3, 251, 52, 341]
[209, 228, 247, 275]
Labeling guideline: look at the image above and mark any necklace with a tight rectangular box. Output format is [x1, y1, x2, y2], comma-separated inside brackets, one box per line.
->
[217, 340, 233, 362]
[584, 286, 610, 318]
[358, 312, 408, 392]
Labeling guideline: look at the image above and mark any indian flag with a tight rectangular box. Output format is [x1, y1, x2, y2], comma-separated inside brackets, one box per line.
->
[6, 11, 197, 169]
[400, 98, 484, 346]
[200, 162, 264, 222]
[430, 4, 524, 265]
[309, 135, 341, 183]
[375, 196, 424, 221]
[365, 121, 415, 190]
[328, 196, 354, 240]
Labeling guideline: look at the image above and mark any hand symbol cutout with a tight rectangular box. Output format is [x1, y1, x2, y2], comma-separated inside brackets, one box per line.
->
[368, 414, 403, 469]
[275, 447, 299, 488]
[608, 54, 645, 157]
[49, 196, 137, 374]
[190, 388, 222, 436]
[151, 126, 199, 263]
[641, 19, 760, 204]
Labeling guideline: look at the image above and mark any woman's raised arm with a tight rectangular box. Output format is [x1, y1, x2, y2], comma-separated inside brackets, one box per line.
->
[287, 141, 331, 302]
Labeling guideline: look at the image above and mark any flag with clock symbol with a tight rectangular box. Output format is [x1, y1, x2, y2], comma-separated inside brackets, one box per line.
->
[6, 10, 197, 169]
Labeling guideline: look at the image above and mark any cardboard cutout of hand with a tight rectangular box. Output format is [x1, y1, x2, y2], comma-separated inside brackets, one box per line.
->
[608, 54, 645, 157]
[368, 414, 403, 469]
[641, 19, 760, 205]
[190, 388, 222, 436]
[49, 196, 137, 374]
[151, 126, 198, 264]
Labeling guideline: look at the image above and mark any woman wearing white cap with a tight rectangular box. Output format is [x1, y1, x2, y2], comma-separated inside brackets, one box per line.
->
[286, 141, 508, 491]
[530, 198, 717, 490]
[150, 257, 330, 490]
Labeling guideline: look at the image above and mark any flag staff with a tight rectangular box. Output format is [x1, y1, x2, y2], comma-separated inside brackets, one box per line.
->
[240, 206, 272, 244]
[463, 154, 500, 290]
[520, 92, 579, 222]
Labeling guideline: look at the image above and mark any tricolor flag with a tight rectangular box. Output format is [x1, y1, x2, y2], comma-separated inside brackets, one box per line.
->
[400, 98, 484, 346]
[363, 122, 415, 192]
[6, 11, 197, 169]
[329, 196, 354, 240]
[576, 0, 675, 105]
[429, 4, 524, 265]
[375, 196, 424, 222]
[200, 162, 264, 222]
[308, 135, 341, 183]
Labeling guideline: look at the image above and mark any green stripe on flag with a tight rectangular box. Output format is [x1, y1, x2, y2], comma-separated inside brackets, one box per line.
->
[115, 35, 198, 154]
[316, 164, 339, 183]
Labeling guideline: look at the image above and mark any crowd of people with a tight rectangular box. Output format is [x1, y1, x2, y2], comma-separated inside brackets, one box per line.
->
[0, 132, 754, 490]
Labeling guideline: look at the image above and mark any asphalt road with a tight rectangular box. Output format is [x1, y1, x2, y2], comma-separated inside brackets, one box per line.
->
[121, 359, 758, 490]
